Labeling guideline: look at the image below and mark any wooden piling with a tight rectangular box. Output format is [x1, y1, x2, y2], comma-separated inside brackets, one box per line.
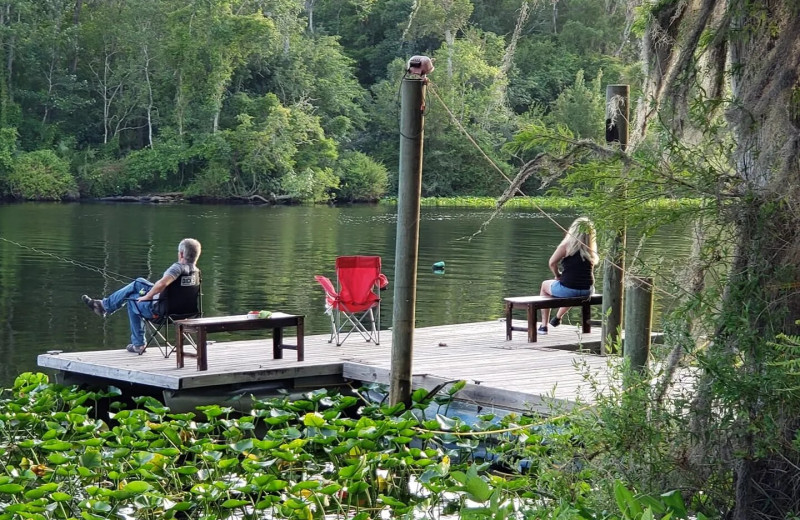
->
[601, 84, 629, 354]
[391, 77, 426, 406]
[623, 276, 653, 372]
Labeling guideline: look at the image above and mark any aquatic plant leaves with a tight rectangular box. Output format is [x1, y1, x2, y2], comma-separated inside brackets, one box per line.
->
[0, 378, 706, 520]
[221, 499, 250, 508]
[40, 440, 72, 451]
[254, 439, 283, 450]
[168, 501, 194, 512]
[464, 474, 492, 503]
[122, 481, 152, 494]
[338, 463, 364, 479]
[378, 494, 407, 507]
[23, 483, 58, 499]
[292, 480, 321, 491]
[80, 449, 102, 468]
[436, 414, 460, 431]
[303, 412, 326, 427]
[230, 438, 254, 453]
[0, 483, 25, 494]
[47, 453, 71, 465]
[411, 388, 430, 403]
[263, 479, 288, 492]
[347, 481, 369, 495]
[319, 483, 342, 495]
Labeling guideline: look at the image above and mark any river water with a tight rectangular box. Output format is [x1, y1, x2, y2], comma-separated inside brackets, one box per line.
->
[0, 202, 691, 387]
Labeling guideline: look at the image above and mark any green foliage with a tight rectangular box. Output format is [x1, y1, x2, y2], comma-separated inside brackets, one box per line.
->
[188, 96, 339, 201]
[282, 167, 339, 203]
[0, 0, 634, 201]
[6, 150, 77, 200]
[0, 127, 18, 191]
[122, 140, 186, 192]
[74, 157, 129, 198]
[334, 150, 388, 202]
[0, 373, 715, 520]
[547, 70, 605, 140]
[768, 321, 800, 390]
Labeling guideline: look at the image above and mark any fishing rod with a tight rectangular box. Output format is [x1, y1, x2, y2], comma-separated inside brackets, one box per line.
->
[0, 236, 135, 285]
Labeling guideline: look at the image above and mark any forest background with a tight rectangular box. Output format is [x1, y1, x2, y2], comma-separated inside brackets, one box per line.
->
[0, 0, 634, 203]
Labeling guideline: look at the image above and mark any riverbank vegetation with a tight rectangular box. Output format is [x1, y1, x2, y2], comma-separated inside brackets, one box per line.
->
[0, 372, 709, 520]
[0, 0, 632, 203]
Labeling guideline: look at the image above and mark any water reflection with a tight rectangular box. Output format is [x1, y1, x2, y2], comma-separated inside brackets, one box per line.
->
[0, 203, 692, 386]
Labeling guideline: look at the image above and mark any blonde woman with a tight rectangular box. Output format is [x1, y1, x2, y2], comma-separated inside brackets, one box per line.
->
[538, 217, 599, 335]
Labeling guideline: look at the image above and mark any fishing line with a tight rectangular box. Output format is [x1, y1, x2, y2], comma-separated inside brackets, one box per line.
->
[0, 236, 134, 285]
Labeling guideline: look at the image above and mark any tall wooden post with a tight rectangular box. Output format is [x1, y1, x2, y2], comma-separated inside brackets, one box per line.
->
[601, 84, 629, 354]
[390, 77, 426, 406]
[624, 276, 653, 373]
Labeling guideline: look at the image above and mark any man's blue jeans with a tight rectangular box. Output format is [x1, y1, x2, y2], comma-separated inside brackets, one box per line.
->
[102, 277, 158, 347]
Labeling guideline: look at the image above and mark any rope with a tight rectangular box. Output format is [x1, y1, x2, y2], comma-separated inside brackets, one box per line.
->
[426, 80, 683, 303]
[0, 236, 134, 285]
[427, 82, 523, 196]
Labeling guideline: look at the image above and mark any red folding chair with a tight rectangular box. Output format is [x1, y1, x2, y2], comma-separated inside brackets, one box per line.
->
[314, 256, 389, 346]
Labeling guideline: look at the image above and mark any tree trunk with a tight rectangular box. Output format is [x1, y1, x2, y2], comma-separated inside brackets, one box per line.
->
[143, 45, 153, 148]
[444, 29, 454, 78]
[176, 71, 184, 136]
[71, 0, 83, 73]
[305, 0, 314, 33]
[6, 7, 13, 103]
[635, 1, 800, 516]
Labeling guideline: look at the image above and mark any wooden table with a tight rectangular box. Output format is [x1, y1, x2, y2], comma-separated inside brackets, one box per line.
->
[175, 313, 304, 371]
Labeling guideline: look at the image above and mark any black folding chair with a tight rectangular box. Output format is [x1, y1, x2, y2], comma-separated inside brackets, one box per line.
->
[138, 270, 202, 357]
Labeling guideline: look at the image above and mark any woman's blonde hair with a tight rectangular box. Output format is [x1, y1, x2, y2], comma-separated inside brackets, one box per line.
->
[562, 217, 598, 265]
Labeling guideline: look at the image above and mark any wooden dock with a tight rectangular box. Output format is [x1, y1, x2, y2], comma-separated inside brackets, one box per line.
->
[38, 318, 619, 414]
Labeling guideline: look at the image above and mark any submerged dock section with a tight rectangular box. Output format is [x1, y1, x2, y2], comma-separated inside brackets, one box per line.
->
[38, 319, 617, 413]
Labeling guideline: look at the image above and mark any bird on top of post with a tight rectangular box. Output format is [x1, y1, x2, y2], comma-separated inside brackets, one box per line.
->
[407, 56, 434, 78]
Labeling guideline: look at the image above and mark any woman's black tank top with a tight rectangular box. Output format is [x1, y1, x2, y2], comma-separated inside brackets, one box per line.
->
[559, 253, 594, 290]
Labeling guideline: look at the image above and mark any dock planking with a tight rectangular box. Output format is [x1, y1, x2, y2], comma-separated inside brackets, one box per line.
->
[38, 318, 620, 413]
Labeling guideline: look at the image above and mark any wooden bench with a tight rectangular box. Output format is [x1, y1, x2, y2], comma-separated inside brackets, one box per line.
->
[504, 294, 602, 343]
[175, 312, 304, 371]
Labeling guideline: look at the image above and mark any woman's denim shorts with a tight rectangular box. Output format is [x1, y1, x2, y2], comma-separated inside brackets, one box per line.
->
[551, 280, 592, 298]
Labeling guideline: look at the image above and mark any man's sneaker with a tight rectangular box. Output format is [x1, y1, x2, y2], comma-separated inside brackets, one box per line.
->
[537, 325, 548, 335]
[126, 344, 145, 354]
[81, 295, 106, 317]
[549, 316, 561, 327]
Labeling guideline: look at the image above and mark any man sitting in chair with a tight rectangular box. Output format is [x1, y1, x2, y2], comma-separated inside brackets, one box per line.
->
[81, 238, 202, 354]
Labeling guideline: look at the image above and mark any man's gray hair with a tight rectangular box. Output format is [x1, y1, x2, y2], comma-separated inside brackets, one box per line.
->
[179, 238, 202, 263]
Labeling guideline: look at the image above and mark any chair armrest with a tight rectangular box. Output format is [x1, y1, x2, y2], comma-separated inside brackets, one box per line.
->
[377, 273, 389, 289]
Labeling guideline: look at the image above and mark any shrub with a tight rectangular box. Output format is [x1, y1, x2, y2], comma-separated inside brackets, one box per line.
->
[334, 150, 388, 202]
[282, 166, 339, 203]
[7, 149, 77, 200]
[122, 141, 185, 191]
[75, 157, 130, 197]
[185, 163, 233, 198]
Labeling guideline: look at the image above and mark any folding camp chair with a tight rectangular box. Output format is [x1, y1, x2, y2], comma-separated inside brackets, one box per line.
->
[315, 256, 388, 346]
[136, 270, 202, 357]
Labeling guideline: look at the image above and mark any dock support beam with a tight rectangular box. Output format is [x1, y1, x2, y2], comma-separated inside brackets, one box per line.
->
[601, 84, 629, 354]
[391, 77, 426, 406]
[624, 276, 653, 373]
